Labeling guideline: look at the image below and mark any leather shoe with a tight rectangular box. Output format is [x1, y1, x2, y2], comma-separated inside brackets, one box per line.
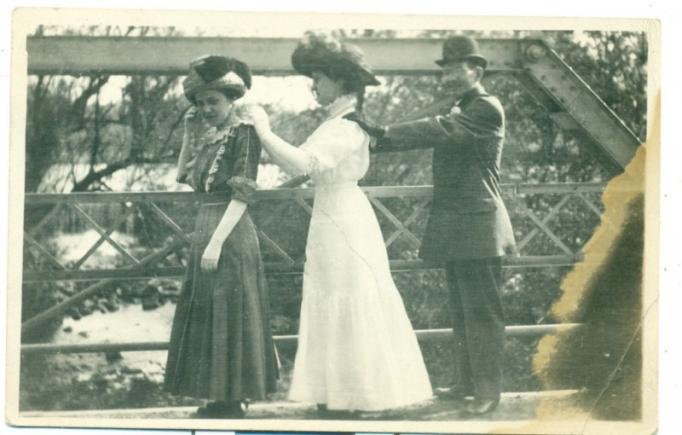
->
[465, 398, 499, 415]
[434, 386, 473, 401]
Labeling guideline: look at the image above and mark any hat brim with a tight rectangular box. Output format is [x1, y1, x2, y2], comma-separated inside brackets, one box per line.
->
[292, 49, 380, 87]
[183, 74, 247, 103]
[183, 56, 251, 103]
[435, 54, 488, 69]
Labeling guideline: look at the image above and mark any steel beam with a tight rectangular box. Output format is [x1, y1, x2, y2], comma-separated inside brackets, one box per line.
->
[26, 36, 525, 75]
[518, 40, 642, 171]
[25, 36, 642, 172]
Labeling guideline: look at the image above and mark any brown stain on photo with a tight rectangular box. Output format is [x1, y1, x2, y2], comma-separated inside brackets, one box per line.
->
[525, 92, 659, 432]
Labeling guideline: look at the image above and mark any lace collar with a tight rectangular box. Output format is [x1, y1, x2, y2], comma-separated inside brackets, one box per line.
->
[201, 109, 253, 192]
[325, 94, 357, 120]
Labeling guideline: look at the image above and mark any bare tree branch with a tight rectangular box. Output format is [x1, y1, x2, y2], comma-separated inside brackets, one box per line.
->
[89, 93, 102, 172]
[71, 155, 156, 192]
[70, 76, 110, 131]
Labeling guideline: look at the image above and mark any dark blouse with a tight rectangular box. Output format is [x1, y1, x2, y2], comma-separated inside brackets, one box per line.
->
[180, 123, 261, 204]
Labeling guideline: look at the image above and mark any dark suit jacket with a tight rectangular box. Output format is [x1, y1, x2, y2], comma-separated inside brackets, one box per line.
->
[379, 84, 516, 263]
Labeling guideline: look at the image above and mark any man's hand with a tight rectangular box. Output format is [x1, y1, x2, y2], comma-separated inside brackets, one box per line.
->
[343, 112, 387, 141]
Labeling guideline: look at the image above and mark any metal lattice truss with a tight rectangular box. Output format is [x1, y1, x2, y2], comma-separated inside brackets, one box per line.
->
[23, 183, 609, 280]
[22, 183, 615, 334]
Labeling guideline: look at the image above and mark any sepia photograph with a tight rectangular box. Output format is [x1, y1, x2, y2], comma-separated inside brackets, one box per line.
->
[5, 7, 659, 434]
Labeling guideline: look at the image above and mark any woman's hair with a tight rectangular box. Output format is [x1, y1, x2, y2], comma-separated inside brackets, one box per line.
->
[196, 87, 242, 103]
[318, 67, 367, 113]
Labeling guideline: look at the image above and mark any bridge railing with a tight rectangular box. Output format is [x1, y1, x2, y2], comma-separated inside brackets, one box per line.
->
[21, 182, 610, 340]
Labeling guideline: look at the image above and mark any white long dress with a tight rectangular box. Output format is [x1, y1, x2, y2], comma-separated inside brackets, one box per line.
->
[287, 95, 433, 411]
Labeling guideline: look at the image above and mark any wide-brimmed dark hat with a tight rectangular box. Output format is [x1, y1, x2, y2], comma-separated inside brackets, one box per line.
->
[435, 36, 488, 69]
[291, 32, 380, 87]
[183, 55, 252, 103]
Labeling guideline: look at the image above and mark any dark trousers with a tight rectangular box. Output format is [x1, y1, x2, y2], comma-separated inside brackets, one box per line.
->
[445, 257, 505, 401]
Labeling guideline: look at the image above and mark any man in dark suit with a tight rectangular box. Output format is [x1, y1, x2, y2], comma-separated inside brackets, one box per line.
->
[346, 35, 516, 415]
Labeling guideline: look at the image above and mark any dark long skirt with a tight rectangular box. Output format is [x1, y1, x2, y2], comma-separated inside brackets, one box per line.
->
[164, 202, 279, 401]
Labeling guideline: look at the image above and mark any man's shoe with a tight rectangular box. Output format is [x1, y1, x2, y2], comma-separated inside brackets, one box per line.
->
[465, 398, 499, 415]
[434, 386, 473, 401]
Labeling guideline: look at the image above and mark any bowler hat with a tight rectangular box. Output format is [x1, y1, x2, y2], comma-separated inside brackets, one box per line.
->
[183, 55, 252, 103]
[291, 32, 380, 87]
[435, 36, 488, 69]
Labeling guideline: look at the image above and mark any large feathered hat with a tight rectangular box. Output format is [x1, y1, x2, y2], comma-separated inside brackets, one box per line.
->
[183, 55, 252, 103]
[291, 32, 380, 87]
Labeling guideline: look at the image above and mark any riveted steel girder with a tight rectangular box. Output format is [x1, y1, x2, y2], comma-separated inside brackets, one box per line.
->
[25, 36, 642, 170]
[516, 40, 641, 171]
[26, 36, 525, 75]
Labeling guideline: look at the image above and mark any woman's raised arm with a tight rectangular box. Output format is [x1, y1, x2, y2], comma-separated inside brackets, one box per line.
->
[176, 107, 202, 183]
[243, 105, 313, 176]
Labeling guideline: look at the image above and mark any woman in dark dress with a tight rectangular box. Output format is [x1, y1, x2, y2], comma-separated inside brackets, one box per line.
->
[163, 55, 278, 419]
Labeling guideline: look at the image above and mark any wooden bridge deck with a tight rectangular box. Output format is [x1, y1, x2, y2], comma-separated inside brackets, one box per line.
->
[20, 390, 586, 422]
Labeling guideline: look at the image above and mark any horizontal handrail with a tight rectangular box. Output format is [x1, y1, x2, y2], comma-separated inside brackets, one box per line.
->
[21, 324, 583, 355]
[24, 182, 614, 205]
[22, 255, 583, 283]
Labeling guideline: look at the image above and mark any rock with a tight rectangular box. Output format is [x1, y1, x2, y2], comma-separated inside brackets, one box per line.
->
[103, 299, 119, 312]
[105, 352, 123, 363]
[157, 280, 182, 296]
[76, 373, 90, 382]
[62, 326, 73, 333]
[127, 376, 156, 406]
[142, 295, 162, 311]
[121, 366, 143, 375]
[78, 331, 89, 338]
[139, 282, 163, 311]
[147, 373, 165, 384]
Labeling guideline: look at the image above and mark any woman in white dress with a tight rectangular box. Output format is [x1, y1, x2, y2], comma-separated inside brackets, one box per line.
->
[245, 32, 433, 413]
